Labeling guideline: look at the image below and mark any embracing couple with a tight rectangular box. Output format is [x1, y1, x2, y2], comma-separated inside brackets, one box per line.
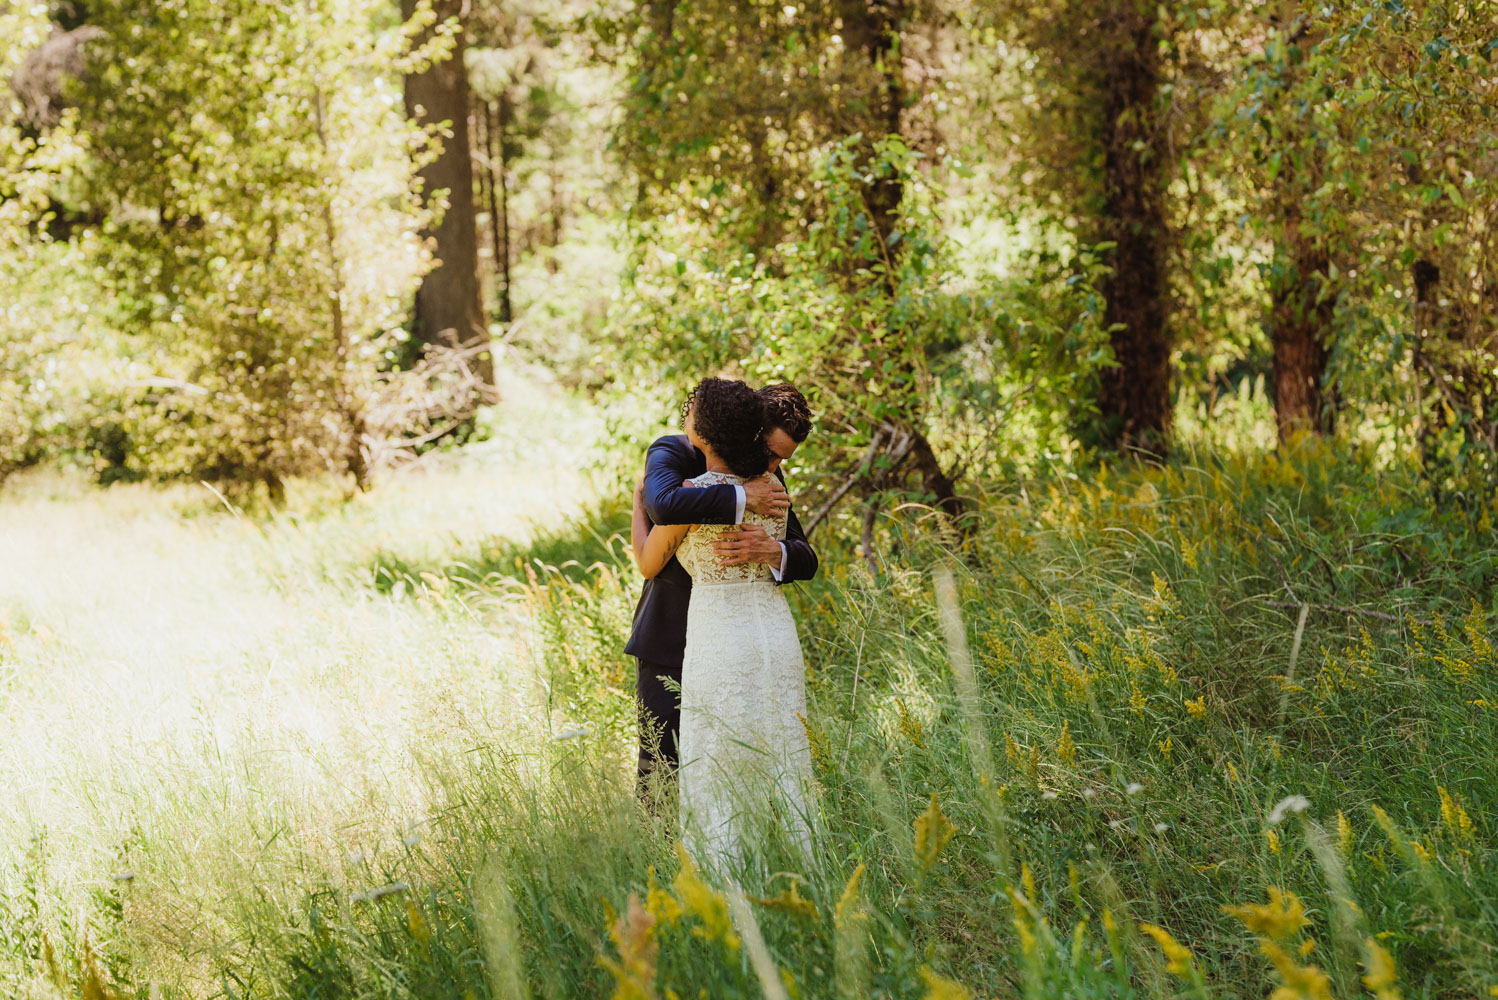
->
[626, 378, 819, 865]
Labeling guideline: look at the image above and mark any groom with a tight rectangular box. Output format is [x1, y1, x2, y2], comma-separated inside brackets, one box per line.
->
[625, 382, 818, 790]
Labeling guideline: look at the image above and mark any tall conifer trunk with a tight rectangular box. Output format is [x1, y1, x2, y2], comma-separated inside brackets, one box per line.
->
[1093, 0, 1170, 455]
[484, 97, 513, 325]
[402, 0, 492, 385]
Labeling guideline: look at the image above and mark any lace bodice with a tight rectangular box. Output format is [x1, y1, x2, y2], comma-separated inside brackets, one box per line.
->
[675, 471, 786, 586]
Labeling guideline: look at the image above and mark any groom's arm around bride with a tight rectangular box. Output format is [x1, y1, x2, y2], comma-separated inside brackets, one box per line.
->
[640, 386, 817, 582]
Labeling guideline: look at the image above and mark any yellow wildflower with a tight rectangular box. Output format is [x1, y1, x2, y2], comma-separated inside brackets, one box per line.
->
[406, 899, 432, 946]
[895, 699, 926, 749]
[1361, 937, 1400, 1000]
[749, 879, 818, 922]
[1225, 761, 1241, 784]
[1158, 737, 1173, 762]
[1464, 601, 1493, 663]
[1222, 886, 1309, 940]
[915, 794, 958, 873]
[1057, 721, 1077, 767]
[833, 864, 866, 929]
[1336, 811, 1353, 856]
[1004, 733, 1024, 769]
[1437, 785, 1475, 839]
[1139, 922, 1194, 976]
[599, 893, 659, 1000]
[644, 866, 681, 928]
[1260, 939, 1333, 1000]
[1150, 572, 1180, 616]
[1266, 829, 1281, 855]
[918, 966, 973, 1000]
[1130, 682, 1147, 715]
[1008, 887, 1039, 957]
[798, 713, 832, 774]
[1185, 695, 1207, 718]
[1021, 861, 1037, 902]
[672, 845, 739, 953]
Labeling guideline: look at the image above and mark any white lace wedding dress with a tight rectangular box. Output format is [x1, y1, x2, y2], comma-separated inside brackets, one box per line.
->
[675, 471, 813, 865]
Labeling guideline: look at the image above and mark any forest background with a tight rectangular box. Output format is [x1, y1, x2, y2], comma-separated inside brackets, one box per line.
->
[2, 1, 1498, 998]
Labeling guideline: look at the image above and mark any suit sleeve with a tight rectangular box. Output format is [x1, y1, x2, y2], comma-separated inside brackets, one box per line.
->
[778, 497, 818, 584]
[641, 437, 740, 526]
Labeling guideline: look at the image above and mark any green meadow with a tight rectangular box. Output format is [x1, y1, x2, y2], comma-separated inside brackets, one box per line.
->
[3, 374, 1495, 1000]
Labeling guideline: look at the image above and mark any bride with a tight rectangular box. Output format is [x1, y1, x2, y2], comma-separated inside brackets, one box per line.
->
[630, 377, 813, 865]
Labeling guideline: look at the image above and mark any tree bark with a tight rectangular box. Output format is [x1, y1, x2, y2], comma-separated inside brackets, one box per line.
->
[484, 97, 513, 325]
[402, 0, 492, 385]
[1413, 257, 1495, 459]
[547, 154, 561, 274]
[1269, 214, 1335, 440]
[837, 0, 905, 265]
[1093, 0, 1170, 456]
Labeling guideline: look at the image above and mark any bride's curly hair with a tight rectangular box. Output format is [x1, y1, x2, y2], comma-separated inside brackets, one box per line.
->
[681, 377, 772, 479]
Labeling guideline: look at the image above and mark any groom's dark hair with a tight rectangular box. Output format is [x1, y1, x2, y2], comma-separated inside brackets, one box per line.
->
[759, 383, 812, 443]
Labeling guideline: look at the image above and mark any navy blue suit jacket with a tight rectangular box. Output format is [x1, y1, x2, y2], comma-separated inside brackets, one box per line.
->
[624, 434, 818, 670]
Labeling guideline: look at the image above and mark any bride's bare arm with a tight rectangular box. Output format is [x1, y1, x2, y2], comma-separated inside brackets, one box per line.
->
[632, 478, 692, 579]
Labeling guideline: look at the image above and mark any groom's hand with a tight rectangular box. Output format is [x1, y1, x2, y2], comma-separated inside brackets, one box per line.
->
[742, 477, 789, 518]
[714, 524, 783, 567]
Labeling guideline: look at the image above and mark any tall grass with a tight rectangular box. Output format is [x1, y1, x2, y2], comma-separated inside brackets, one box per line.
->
[2, 387, 1496, 998]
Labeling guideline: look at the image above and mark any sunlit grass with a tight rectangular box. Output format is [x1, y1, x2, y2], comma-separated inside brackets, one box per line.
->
[3, 384, 1497, 999]
[0, 365, 616, 995]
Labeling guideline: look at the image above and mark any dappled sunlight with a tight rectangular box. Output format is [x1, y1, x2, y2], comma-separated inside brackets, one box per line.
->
[0, 370, 607, 986]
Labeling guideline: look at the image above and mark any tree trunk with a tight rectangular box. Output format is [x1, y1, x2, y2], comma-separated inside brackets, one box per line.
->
[1093, 0, 1170, 456]
[312, 75, 368, 490]
[837, 1, 961, 517]
[547, 155, 561, 274]
[1269, 216, 1334, 440]
[485, 97, 512, 325]
[1413, 257, 1495, 460]
[401, 0, 492, 385]
[837, 0, 905, 268]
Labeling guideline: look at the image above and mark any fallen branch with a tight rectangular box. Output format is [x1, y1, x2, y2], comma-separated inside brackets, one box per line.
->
[803, 428, 888, 537]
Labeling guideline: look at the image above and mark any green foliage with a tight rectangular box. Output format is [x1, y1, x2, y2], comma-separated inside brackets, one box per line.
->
[1201, 0, 1498, 479]
[608, 138, 1113, 502]
[0, 7, 96, 477]
[595, 0, 941, 251]
[55, 0, 443, 491]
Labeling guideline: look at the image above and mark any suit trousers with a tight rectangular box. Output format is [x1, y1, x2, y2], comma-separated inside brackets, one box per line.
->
[635, 658, 681, 783]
